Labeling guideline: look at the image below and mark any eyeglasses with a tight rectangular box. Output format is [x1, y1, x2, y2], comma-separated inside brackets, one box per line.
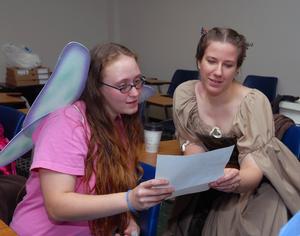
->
[100, 76, 146, 94]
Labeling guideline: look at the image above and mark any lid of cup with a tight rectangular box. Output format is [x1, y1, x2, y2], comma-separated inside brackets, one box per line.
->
[144, 122, 163, 131]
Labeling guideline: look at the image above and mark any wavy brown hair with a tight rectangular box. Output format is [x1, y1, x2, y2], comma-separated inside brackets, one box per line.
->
[80, 43, 143, 235]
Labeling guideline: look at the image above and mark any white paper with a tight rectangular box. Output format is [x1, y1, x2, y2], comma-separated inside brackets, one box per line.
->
[155, 145, 234, 198]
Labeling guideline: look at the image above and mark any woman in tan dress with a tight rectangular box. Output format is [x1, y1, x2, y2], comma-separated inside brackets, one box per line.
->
[163, 27, 300, 236]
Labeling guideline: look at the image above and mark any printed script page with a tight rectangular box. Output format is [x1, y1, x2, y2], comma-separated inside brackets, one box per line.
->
[155, 145, 234, 198]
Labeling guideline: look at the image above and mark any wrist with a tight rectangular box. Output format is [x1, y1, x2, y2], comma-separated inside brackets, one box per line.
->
[126, 190, 138, 215]
[181, 140, 193, 152]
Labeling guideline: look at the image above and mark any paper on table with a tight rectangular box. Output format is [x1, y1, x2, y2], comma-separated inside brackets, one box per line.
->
[155, 145, 234, 198]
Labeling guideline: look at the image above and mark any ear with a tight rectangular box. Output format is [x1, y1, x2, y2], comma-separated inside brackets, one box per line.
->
[197, 60, 201, 70]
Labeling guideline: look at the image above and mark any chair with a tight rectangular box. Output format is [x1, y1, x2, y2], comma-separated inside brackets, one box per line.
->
[243, 75, 278, 102]
[138, 162, 161, 236]
[279, 211, 300, 236]
[0, 105, 25, 140]
[139, 85, 156, 124]
[147, 70, 199, 139]
[166, 69, 199, 97]
[0, 105, 32, 177]
[281, 125, 300, 160]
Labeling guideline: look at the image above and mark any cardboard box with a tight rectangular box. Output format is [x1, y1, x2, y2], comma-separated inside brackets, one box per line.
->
[6, 67, 50, 87]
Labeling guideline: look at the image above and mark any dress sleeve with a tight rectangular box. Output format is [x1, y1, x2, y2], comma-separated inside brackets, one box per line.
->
[31, 105, 88, 176]
[173, 81, 205, 147]
[233, 90, 275, 161]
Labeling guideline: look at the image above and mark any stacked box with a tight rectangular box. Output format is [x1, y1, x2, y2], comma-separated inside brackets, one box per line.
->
[6, 67, 50, 86]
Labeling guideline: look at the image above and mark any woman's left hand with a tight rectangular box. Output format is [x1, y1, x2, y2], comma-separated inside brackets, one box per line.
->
[209, 168, 241, 193]
[115, 217, 140, 236]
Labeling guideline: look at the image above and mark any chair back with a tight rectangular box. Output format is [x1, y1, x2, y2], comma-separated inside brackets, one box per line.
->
[243, 75, 278, 102]
[138, 162, 161, 236]
[139, 85, 156, 123]
[166, 69, 199, 97]
[281, 125, 300, 160]
[0, 105, 25, 140]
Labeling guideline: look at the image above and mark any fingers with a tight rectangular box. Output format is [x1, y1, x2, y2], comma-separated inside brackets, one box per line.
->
[209, 168, 240, 192]
[139, 178, 171, 188]
[130, 179, 174, 210]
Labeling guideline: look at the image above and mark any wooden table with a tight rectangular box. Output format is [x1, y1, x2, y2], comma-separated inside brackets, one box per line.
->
[0, 220, 17, 236]
[146, 94, 173, 119]
[140, 139, 181, 166]
[145, 78, 170, 93]
[0, 93, 26, 107]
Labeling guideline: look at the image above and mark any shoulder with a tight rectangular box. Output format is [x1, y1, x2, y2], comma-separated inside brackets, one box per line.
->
[33, 101, 87, 141]
[241, 88, 271, 112]
[174, 80, 198, 108]
[46, 101, 86, 124]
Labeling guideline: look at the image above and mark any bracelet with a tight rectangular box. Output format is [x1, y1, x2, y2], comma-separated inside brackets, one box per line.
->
[181, 140, 192, 152]
[126, 190, 138, 214]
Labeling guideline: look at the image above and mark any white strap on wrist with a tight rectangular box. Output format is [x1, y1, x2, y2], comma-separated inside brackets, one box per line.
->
[181, 140, 191, 152]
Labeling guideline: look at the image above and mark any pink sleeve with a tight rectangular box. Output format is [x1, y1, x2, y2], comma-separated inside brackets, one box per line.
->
[31, 105, 88, 176]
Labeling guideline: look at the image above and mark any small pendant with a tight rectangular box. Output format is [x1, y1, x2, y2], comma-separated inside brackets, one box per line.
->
[209, 126, 222, 138]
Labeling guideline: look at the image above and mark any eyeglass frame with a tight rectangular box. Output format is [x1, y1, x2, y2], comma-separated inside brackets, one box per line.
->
[99, 75, 146, 94]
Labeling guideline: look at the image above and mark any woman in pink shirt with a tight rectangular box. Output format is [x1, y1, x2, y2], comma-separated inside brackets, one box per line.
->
[11, 43, 174, 236]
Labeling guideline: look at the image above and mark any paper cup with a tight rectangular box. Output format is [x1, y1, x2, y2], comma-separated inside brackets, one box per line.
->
[144, 122, 163, 153]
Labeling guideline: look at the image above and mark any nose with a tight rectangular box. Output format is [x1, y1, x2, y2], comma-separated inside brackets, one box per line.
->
[128, 86, 139, 97]
[214, 63, 223, 76]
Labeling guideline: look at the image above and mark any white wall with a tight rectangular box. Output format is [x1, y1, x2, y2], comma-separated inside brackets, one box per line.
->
[1, 1, 299, 96]
[0, 0, 110, 82]
[116, 0, 300, 96]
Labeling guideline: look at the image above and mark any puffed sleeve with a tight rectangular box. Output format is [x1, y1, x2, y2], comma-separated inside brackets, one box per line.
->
[31, 105, 88, 176]
[173, 80, 205, 147]
[233, 90, 275, 162]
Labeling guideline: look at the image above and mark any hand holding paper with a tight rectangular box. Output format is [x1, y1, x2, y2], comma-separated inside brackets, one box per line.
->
[155, 145, 234, 198]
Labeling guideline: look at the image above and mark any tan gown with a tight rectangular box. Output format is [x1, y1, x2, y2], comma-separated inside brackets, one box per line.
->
[163, 80, 300, 236]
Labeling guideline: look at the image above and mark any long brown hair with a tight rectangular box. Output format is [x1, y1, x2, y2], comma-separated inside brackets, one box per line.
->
[80, 43, 143, 235]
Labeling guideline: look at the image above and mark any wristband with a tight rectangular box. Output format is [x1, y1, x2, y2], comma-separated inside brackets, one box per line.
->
[181, 140, 191, 152]
[126, 190, 138, 214]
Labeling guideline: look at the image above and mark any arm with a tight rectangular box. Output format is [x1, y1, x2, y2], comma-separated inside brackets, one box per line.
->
[40, 169, 174, 222]
[209, 155, 263, 193]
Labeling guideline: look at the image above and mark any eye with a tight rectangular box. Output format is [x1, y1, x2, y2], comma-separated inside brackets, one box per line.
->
[118, 83, 129, 90]
[224, 63, 234, 68]
[206, 58, 216, 64]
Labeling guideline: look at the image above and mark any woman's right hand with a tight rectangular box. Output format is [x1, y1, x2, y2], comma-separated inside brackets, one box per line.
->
[129, 179, 174, 211]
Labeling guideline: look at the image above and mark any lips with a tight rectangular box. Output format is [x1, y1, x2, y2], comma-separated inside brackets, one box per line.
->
[208, 78, 223, 88]
[126, 100, 138, 105]
[209, 78, 222, 83]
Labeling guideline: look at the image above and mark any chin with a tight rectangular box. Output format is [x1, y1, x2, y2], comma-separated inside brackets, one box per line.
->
[123, 107, 138, 115]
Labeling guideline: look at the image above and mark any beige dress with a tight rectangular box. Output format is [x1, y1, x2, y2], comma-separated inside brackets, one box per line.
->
[164, 80, 300, 236]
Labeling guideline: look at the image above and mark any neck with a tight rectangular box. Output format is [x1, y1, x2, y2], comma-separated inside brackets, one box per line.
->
[199, 81, 237, 106]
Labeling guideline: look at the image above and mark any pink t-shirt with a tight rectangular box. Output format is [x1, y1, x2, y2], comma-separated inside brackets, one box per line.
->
[10, 101, 93, 236]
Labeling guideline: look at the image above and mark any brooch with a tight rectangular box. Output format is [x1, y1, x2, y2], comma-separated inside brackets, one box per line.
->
[209, 126, 222, 138]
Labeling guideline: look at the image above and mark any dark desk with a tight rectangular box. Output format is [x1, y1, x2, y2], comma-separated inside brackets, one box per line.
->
[0, 93, 26, 108]
[145, 78, 170, 93]
[146, 94, 173, 119]
[0, 83, 44, 105]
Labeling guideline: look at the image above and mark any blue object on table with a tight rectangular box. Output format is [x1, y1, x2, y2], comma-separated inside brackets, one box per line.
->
[279, 211, 300, 236]
[243, 75, 278, 102]
[138, 162, 161, 236]
[282, 125, 300, 160]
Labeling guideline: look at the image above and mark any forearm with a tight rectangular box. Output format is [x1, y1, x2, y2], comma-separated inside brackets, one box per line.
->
[45, 191, 128, 222]
[235, 157, 263, 193]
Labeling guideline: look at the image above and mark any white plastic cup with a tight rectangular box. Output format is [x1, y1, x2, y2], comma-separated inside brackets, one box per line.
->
[144, 122, 163, 153]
